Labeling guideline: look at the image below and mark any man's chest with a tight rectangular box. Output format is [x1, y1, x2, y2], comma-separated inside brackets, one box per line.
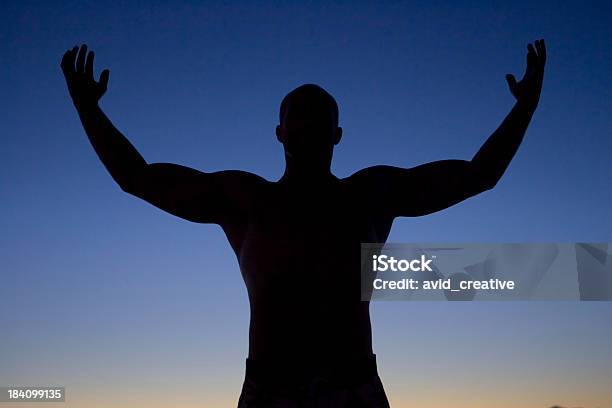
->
[235, 186, 390, 279]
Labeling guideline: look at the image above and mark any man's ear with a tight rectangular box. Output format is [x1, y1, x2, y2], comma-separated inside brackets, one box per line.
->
[333, 127, 343, 145]
[275, 125, 284, 143]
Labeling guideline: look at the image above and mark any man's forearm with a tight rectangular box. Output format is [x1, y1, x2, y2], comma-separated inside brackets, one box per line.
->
[74, 102, 147, 190]
[471, 99, 538, 188]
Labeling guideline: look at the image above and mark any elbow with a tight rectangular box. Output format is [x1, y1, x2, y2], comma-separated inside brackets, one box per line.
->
[480, 177, 498, 192]
[119, 182, 135, 195]
[117, 167, 146, 196]
[119, 178, 144, 196]
[470, 162, 501, 192]
[474, 172, 500, 192]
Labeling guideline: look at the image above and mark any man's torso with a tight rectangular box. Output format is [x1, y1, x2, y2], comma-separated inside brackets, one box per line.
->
[221, 176, 394, 369]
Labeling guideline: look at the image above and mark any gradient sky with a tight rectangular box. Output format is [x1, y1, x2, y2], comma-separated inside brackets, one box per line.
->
[1, 1, 611, 407]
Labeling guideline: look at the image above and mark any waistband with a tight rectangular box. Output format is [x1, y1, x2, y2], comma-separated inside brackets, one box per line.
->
[244, 354, 380, 387]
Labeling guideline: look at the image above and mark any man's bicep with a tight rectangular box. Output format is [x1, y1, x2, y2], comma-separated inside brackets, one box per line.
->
[354, 161, 488, 217]
[124, 163, 256, 224]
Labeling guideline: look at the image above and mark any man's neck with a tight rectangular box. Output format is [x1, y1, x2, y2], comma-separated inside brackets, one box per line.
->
[279, 165, 337, 187]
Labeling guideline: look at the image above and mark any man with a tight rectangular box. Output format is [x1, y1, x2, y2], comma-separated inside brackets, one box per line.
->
[60, 39, 546, 407]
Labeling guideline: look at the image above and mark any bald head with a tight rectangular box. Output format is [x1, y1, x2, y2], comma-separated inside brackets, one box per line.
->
[279, 84, 339, 128]
[276, 84, 343, 173]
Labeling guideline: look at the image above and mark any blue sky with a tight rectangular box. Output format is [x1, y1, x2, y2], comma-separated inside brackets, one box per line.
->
[1, 1, 611, 407]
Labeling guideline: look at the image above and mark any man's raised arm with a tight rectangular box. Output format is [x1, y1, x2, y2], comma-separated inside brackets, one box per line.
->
[471, 39, 547, 189]
[61, 44, 260, 225]
[61, 44, 146, 190]
[351, 39, 547, 218]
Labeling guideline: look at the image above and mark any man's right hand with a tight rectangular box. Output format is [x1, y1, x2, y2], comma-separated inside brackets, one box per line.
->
[505, 39, 546, 108]
[61, 44, 110, 107]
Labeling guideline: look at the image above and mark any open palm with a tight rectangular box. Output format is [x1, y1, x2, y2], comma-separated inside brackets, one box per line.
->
[61, 44, 110, 107]
[506, 39, 546, 106]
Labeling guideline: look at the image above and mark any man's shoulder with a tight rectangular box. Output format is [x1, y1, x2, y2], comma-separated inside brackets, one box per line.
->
[209, 169, 269, 187]
[205, 170, 269, 222]
[341, 165, 393, 187]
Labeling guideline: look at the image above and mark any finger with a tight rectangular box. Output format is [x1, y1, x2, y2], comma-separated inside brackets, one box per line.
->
[505, 73, 517, 90]
[60, 50, 73, 74]
[527, 43, 537, 55]
[60, 46, 78, 76]
[85, 51, 95, 80]
[539, 38, 546, 64]
[76, 44, 88, 73]
[534, 39, 542, 57]
[534, 39, 546, 68]
[68, 46, 79, 65]
[526, 43, 537, 71]
[99, 69, 110, 92]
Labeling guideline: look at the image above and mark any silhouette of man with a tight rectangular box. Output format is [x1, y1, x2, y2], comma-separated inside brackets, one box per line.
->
[61, 39, 546, 407]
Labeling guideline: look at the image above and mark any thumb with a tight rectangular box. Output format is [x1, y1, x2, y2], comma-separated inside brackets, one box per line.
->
[505, 73, 517, 90]
[99, 69, 110, 92]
